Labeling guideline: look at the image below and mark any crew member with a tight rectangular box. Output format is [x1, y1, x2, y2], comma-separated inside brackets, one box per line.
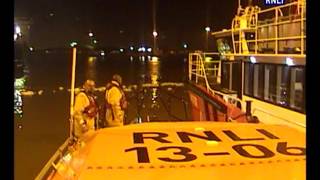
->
[105, 74, 127, 127]
[73, 80, 99, 138]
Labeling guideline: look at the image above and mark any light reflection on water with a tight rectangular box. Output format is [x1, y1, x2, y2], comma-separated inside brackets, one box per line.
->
[15, 53, 188, 123]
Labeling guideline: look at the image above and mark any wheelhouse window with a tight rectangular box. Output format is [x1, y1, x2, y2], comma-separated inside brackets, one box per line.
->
[244, 63, 253, 96]
[289, 67, 305, 111]
[221, 63, 230, 89]
[243, 62, 305, 113]
[253, 64, 264, 98]
[277, 66, 290, 106]
[264, 65, 276, 102]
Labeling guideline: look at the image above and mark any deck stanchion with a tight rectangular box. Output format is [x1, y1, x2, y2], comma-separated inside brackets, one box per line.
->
[70, 47, 77, 138]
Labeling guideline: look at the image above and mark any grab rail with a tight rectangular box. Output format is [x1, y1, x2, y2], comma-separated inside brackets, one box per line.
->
[35, 138, 71, 180]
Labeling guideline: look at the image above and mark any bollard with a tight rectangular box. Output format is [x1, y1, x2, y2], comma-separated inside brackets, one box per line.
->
[246, 100, 252, 116]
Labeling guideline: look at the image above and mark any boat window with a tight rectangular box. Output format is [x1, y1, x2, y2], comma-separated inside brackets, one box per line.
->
[231, 62, 241, 93]
[289, 67, 305, 112]
[221, 63, 231, 89]
[245, 63, 305, 113]
[253, 64, 264, 99]
[277, 66, 290, 106]
[244, 62, 253, 96]
[264, 65, 277, 102]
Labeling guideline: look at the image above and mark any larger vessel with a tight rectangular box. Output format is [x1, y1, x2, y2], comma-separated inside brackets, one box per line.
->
[189, 0, 306, 132]
[36, 0, 306, 179]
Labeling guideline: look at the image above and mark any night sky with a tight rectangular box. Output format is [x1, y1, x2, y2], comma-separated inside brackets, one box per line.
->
[14, 0, 266, 49]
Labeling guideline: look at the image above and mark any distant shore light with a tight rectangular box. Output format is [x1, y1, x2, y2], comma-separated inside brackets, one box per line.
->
[183, 43, 188, 49]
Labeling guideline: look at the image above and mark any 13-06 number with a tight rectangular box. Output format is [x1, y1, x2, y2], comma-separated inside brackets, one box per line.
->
[124, 142, 305, 163]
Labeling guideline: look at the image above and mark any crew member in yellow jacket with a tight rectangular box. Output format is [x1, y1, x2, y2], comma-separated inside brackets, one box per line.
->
[105, 74, 127, 127]
[73, 80, 99, 138]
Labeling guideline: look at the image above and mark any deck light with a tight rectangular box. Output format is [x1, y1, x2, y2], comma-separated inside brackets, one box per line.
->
[205, 57, 212, 62]
[250, 56, 256, 63]
[286, 57, 294, 66]
[15, 26, 21, 34]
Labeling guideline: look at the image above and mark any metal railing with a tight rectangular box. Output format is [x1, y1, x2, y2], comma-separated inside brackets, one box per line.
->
[35, 138, 71, 180]
[188, 52, 245, 110]
[252, 107, 306, 128]
[229, 0, 306, 56]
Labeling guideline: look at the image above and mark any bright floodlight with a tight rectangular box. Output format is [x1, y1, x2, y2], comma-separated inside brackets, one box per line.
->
[89, 32, 93, 37]
[93, 40, 97, 44]
[286, 57, 294, 66]
[153, 31, 158, 37]
[120, 48, 124, 52]
[141, 47, 146, 52]
[130, 46, 134, 51]
[15, 26, 21, 34]
[205, 27, 211, 32]
[147, 48, 152, 52]
[100, 51, 105, 56]
[29, 47, 34, 51]
[205, 57, 212, 62]
[250, 56, 256, 63]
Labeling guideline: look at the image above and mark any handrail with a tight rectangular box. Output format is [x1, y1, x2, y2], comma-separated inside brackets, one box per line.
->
[35, 138, 71, 180]
[188, 52, 244, 110]
[220, 53, 305, 58]
[252, 107, 305, 128]
[213, 0, 306, 56]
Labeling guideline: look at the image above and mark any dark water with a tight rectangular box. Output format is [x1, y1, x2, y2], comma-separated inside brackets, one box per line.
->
[14, 52, 189, 180]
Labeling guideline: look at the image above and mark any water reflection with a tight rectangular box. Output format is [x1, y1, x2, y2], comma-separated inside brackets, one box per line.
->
[85, 56, 97, 81]
[148, 56, 161, 120]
